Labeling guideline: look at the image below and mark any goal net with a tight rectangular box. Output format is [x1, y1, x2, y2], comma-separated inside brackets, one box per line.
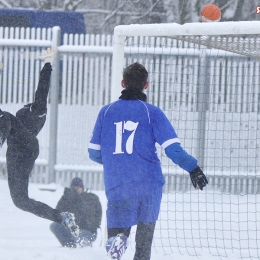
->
[111, 22, 260, 259]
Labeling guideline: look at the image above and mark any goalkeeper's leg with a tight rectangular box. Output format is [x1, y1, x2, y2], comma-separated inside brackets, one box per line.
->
[7, 157, 62, 223]
[134, 222, 155, 260]
[16, 63, 52, 136]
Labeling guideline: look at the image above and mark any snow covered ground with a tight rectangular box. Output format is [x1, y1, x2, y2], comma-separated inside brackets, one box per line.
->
[0, 179, 255, 260]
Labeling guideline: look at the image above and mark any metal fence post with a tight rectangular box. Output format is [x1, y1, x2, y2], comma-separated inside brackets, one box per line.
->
[48, 26, 60, 183]
[197, 47, 209, 169]
[111, 32, 125, 102]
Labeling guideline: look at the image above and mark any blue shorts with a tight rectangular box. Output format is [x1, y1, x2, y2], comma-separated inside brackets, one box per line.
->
[106, 183, 162, 228]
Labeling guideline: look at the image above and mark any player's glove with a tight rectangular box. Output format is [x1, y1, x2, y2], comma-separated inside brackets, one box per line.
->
[39, 47, 57, 64]
[189, 166, 208, 190]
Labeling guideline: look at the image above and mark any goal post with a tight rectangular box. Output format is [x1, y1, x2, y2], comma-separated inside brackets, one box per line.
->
[111, 21, 260, 259]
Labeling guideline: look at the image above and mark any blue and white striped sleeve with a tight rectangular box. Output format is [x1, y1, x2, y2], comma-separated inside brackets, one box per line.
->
[88, 109, 103, 164]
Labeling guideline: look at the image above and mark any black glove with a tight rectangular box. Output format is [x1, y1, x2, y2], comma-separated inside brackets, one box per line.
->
[189, 166, 208, 190]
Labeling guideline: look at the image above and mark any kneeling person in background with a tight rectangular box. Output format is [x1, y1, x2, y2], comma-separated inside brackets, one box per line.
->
[50, 177, 102, 248]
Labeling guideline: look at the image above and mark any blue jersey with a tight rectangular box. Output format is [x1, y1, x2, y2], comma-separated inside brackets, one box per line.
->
[89, 99, 180, 196]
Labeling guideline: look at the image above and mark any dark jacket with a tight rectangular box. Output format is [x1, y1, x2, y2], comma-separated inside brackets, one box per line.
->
[56, 188, 102, 234]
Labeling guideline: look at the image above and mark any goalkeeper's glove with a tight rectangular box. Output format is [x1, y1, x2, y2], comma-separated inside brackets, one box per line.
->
[189, 166, 208, 190]
[39, 47, 57, 64]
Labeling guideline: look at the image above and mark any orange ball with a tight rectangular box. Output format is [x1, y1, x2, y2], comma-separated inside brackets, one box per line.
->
[200, 4, 221, 22]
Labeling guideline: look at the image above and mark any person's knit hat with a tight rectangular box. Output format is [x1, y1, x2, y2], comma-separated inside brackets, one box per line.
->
[70, 177, 84, 190]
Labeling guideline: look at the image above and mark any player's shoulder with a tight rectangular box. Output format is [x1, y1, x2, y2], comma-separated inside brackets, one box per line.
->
[100, 101, 118, 113]
[139, 101, 164, 115]
[143, 101, 159, 109]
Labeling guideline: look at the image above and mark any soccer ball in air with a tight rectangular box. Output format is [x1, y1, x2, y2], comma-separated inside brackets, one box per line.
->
[200, 4, 221, 22]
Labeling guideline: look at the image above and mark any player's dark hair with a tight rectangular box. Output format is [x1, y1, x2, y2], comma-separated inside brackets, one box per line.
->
[123, 62, 148, 92]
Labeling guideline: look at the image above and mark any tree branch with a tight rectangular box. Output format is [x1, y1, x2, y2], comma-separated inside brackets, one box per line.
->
[99, 1, 125, 28]
[220, 0, 236, 10]
[0, 0, 11, 8]
[129, 0, 161, 22]
[61, 8, 163, 17]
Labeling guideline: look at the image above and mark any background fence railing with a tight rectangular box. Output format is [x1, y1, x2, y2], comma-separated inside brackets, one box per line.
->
[0, 26, 259, 193]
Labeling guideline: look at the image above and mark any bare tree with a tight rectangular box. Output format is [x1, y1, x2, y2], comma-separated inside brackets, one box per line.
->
[63, 0, 83, 11]
[0, 0, 11, 8]
[1, 0, 260, 33]
[162, 0, 259, 24]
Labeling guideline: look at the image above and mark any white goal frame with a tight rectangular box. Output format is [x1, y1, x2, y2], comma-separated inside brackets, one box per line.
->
[111, 21, 260, 102]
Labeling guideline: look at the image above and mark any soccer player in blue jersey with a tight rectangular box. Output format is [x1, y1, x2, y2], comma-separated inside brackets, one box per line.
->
[88, 62, 208, 260]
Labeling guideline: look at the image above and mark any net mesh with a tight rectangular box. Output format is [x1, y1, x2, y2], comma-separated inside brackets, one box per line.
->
[122, 34, 260, 259]
[170, 35, 260, 59]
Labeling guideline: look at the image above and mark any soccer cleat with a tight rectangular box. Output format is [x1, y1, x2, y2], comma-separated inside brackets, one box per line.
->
[61, 212, 80, 237]
[106, 233, 128, 260]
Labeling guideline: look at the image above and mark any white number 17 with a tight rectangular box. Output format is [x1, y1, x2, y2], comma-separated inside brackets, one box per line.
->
[113, 121, 139, 154]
